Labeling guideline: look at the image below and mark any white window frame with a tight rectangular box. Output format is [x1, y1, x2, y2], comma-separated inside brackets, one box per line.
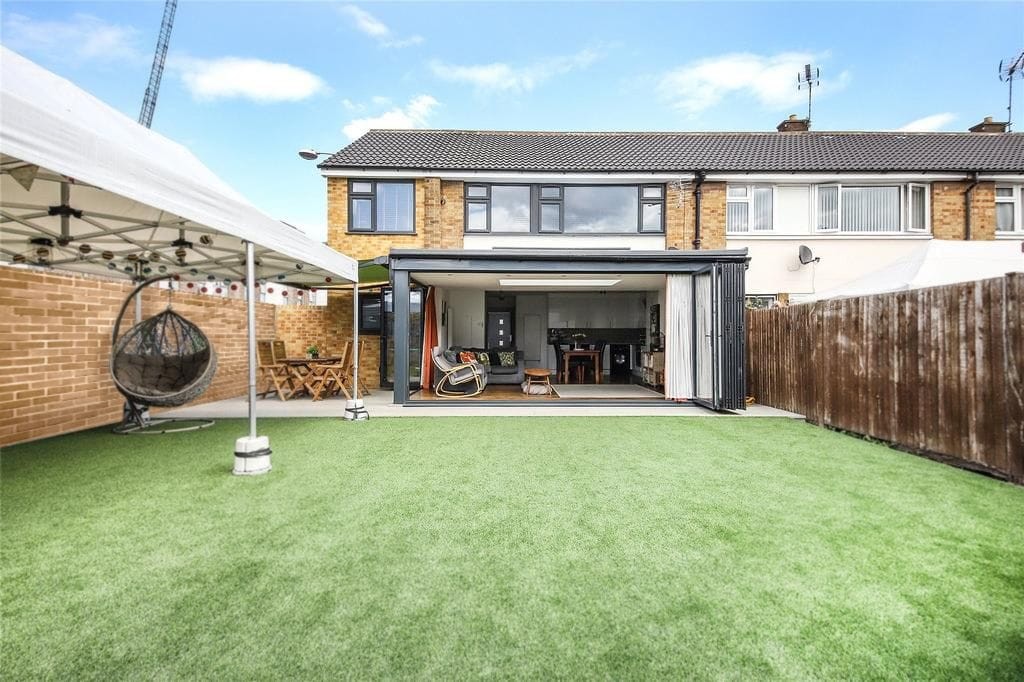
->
[814, 184, 840, 233]
[813, 183, 930, 235]
[906, 183, 930, 233]
[995, 185, 1022, 234]
[726, 184, 774, 234]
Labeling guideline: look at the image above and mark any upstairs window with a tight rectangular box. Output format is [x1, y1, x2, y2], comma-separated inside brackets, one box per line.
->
[464, 184, 664, 234]
[349, 181, 415, 233]
[996, 185, 1021, 233]
[815, 184, 928, 234]
[728, 182, 931, 235]
[726, 185, 773, 233]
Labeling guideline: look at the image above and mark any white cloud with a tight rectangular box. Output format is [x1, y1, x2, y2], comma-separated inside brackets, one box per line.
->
[657, 52, 850, 114]
[1, 13, 142, 63]
[342, 94, 439, 140]
[897, 113, 957, 132]
[430, 49, 600, 93]
[173, 56, 327, 102]
[339, 5, 423, 48]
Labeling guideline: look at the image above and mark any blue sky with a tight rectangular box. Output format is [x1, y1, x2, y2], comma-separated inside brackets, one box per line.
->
[2, 1, 1021, 240]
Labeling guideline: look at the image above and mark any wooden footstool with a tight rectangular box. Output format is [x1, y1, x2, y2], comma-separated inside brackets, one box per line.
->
[524, 367, 553, 395]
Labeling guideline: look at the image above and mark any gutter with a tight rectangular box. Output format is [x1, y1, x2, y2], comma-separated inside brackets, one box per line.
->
[964, 171, 980, 240]
[692, 170, 706, 250]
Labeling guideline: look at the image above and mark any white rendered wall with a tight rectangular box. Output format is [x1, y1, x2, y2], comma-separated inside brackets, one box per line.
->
[728, 236, 933, 297]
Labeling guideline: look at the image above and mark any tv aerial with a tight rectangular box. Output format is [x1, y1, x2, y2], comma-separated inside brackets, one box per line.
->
[999, 51, 1024, 132]
[796, 63, 820, 123]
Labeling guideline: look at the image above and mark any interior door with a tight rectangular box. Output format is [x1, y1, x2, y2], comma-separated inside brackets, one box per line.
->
[693, 267, 719, 409]
[486, 311, 513, 349]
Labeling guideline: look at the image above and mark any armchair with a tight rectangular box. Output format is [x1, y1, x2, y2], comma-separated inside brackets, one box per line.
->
[431, 346, 488, 397]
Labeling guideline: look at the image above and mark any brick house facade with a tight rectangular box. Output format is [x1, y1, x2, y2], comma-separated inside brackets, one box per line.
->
[309, 123, 1021, 392]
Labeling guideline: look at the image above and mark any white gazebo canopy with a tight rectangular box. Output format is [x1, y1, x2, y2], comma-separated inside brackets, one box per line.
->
[0, 47, 363, 473]
[801, 239, 1024, 302]
[0, 46, 355, 286]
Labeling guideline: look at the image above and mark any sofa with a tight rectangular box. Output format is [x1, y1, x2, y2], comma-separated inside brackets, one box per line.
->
[445, 347, 525, 385]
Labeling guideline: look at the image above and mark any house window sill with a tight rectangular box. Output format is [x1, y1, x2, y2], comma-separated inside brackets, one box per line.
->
[995, 233, 1024, 240]
[726, 233, 933, 241]
[346, 231, 417, 236]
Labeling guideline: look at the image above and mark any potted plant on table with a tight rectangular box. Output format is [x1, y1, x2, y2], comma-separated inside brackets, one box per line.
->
[571, 332, 586, 350]
[306, 344, 320, 360]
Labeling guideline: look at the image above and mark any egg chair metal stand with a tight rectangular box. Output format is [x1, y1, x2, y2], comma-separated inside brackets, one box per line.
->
[110, 274, 217, 434]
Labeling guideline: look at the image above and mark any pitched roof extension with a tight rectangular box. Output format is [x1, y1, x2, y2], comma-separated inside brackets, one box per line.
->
[320, 129, 1024, 173]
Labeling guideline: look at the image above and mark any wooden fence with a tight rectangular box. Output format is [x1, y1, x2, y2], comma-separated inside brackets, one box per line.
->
[746, 273, 1024, 483]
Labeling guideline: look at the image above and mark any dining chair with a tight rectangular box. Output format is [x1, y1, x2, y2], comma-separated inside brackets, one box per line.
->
[272, 340, 288, 363]
[257, 340, 294, 401]
[323, 341, 352, 400]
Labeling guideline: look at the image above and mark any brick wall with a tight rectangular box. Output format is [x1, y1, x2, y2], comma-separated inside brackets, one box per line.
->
[666, 181, 727, 250]
[0, 266, 275, 446]
[326, 177, 464, 257]
[931, 181, 997, 240]
[439, 180, 466, 248]
[275, 291, 381, 387]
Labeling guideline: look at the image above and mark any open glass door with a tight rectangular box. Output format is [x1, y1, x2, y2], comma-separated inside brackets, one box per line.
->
[380, 286, 424, 390]
[692, 263, 747, 411]
[692, 267, 719, 410]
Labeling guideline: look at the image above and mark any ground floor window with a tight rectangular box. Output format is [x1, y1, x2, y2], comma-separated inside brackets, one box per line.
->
[745, 295, 778, 310]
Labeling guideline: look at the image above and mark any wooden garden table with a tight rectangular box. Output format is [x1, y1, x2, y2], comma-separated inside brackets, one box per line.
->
[283, 357, 343, 399]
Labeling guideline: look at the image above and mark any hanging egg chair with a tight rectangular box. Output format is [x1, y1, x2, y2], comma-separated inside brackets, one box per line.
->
[110, 274, 217, 433]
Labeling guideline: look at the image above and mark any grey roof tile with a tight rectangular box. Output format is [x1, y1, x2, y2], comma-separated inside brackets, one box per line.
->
[320, 129, 1024, 173]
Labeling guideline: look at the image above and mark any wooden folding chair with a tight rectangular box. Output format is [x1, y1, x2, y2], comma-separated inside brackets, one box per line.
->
[322, 341, 352, 400]
[304, 360, 335, 401]
[272, 340, 288, 363]
[257, 340, 295, 401]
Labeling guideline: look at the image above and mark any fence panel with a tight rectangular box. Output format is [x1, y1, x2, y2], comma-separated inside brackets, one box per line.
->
[747, 274, 1023, 483]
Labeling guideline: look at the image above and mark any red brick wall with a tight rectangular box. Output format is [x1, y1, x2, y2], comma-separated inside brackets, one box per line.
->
[0, 266, 275, 446]
[275, 291, 381, 387]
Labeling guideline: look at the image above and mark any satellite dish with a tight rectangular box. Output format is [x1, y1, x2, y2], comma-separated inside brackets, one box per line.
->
[799, 245, 820, 265]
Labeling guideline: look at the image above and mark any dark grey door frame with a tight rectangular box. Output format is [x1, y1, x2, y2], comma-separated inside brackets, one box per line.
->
[392, 269, 411, 403]
[388, 249, 749, 408]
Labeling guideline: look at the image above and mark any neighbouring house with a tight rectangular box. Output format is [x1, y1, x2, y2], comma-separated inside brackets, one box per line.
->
[304, 117, 1024, 406]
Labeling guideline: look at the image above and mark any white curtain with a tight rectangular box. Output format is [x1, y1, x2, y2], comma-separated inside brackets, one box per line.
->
[664, 274, 694, 400]
[694, 272, 714, 400]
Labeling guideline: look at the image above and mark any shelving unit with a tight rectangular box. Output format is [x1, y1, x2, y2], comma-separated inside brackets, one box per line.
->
[640, 351, 664, 390]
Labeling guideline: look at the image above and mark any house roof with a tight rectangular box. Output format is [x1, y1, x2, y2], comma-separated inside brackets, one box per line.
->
[320, 129, 1024, 173]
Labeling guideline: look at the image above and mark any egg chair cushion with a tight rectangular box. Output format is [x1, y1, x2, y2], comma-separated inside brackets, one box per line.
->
[111, 308, 218, 408]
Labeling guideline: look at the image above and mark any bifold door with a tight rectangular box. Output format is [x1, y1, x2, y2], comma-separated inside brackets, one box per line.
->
[692, 263, 746, 411]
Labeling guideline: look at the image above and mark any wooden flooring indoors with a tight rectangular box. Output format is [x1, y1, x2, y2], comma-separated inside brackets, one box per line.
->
[411, 376, 664, 402]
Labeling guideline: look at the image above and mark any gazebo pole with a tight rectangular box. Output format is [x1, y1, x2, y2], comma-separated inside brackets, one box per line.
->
[345, 279, 369, 420]
[233, 240, 272, 474]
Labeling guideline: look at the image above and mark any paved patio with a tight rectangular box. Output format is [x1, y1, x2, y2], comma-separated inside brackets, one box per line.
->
[164, 392, 804, 419]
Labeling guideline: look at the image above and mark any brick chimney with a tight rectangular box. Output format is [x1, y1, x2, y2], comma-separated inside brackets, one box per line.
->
[777, 114, 810, 132]
[968, 116, 1008, 133]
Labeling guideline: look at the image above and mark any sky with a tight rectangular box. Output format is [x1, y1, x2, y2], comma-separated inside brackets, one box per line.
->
[1, 1, 1022, 241]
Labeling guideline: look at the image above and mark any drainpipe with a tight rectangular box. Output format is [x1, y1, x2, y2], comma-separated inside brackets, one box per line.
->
[692, 170, 706, 250]
[964, 171, 980, 241]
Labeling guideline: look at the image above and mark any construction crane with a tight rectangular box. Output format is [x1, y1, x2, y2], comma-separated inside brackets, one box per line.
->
[138, 0, 178, 128]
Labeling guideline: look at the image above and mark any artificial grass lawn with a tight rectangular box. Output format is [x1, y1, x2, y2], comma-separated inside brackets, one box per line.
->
[3, 417, 1023, 679]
